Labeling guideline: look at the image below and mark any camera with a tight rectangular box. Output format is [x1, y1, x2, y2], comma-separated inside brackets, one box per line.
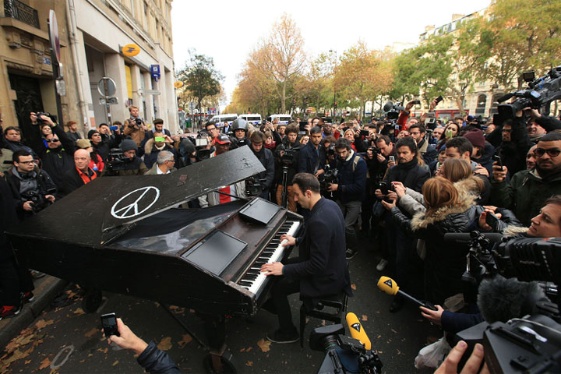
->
[382, 101, 404, 120]
[245, 176, 265, 197]
[275, 144, 296, 166]
[310, 324, 382, 374]
[22, 189, 54, 213]
[497, 66, 561, 119]
[319, 167, 338, 193]
[106, 148, 132, 171]
[35, 112, 51, 125]
[450, 232, 561, 373]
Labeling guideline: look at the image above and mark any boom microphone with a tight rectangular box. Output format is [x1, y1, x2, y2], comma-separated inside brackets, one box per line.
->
[345, 312, 371, 350]
[477, 276, 548, 323]
[377, 276, 437, 311]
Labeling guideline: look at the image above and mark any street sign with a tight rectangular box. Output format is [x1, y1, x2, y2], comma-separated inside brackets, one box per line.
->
[98, 77, 116, 97]
[122, 44, 141, 57]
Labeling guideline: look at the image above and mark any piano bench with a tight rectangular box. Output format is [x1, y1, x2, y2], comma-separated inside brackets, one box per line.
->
[299, 292, 349, 348]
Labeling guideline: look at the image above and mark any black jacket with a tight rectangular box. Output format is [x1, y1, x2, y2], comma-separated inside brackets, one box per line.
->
[298, 142, 325, 175]
[137, 341, 181, 374]
[384, 157, 430, 193]
[283, 198, 353, 300]
[4, 167, 57, 220]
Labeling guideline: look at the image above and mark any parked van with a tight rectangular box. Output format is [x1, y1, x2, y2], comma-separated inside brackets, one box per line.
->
[267, 114, 292, 125]
[238, 114, 262, 125]
[209, 114, 238, 128]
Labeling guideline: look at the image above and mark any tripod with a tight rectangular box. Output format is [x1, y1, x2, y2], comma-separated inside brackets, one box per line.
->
[280, 164, 289, 208]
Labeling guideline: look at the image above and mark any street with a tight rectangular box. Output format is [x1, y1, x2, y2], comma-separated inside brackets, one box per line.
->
[1, 236, 440, 373]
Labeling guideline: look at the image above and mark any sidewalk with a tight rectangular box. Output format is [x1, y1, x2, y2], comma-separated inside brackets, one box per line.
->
[0, 275, 68, 350]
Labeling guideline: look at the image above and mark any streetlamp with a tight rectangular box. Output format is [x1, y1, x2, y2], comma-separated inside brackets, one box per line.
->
[329, 50, 337, 122]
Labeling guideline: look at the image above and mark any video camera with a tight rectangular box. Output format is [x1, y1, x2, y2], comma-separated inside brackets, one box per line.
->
[245, 176, 266, 197]
[447, 232, 561, 373]
[319, 166, 338, 193]
[275, 144, 297, 166]
[382, 101, 404, 121]
[310, 316, 383, 374]
[497, 66, 561, 119]
[106, 148, 132, 171]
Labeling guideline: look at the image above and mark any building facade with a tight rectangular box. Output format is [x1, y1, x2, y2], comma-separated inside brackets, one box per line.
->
[0, 0, 177, 140]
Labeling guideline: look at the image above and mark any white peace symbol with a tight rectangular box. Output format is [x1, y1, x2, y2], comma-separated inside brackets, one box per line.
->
[111, 186, 160, 219]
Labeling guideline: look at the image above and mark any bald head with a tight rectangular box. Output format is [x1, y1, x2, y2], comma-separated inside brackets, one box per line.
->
[74, 149, 91, 172]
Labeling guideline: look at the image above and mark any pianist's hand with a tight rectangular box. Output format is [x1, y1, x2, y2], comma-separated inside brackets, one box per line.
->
[280, 234, 296, 246]
[261, 262, 283, 276]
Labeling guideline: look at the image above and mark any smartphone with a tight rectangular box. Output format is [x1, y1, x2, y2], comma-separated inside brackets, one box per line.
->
[493, 155, 503, 168]
[485, 213, 499, 230]
[110, 125, 118, 131]
[359, 129, 370, 137]
[389, 156, 395, 163]
[101, 313, 119, 338]
[411, 99, 421, 105]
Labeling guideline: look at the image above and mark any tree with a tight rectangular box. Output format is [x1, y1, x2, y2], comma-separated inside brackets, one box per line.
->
[176, 51, 224, 112]
[261, 13, 306, 113]
[459, 0, 561, 91]
[334, 42, 394, 119]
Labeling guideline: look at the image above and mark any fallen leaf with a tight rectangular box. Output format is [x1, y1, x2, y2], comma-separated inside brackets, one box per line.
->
[245, 361, 253, 367]
[157, 337, 172, 351]
[257, 339, 271, 352]
[25, 360, 31, 365]
[177, 334, 192, 348]
[112, 360, 119, 366]
[351, 283, 357, 290]
[73, 308, 85, 315]
[84, 328, 99, 338]
[97, 347, 108, 354]
[361, 314, 368, 321]
[245, 346, 252, 352]
[35, 319, 54, 330]
[39, 357, 51, 370]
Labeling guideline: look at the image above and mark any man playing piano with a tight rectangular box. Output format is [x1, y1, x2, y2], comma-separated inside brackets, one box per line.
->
[261, 172, 352, 343]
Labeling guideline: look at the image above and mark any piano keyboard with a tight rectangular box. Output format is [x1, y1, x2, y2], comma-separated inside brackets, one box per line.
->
[238, 219, 300, 295]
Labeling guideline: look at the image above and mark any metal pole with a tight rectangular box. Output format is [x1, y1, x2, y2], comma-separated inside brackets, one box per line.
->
[47, 18, 64, 125]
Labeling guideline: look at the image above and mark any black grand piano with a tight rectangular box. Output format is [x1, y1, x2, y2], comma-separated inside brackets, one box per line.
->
[7, 146, 302, 372]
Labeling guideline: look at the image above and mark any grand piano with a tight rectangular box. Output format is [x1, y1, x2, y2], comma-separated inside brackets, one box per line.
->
[7, 146, 303, 372]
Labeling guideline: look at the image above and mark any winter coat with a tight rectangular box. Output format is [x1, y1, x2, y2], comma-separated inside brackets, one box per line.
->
[490, 168, 561, 226]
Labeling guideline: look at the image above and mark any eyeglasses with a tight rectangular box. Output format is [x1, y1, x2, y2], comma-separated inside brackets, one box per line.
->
[535, 148, 561, 158]
[18, 160, 34, 165]
[46, 138, 60, 143]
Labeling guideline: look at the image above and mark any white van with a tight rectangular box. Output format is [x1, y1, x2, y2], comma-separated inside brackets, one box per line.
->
[209, 114, 238, 128]
[267, 114, 292, 125]
[239, 114, 262, 125]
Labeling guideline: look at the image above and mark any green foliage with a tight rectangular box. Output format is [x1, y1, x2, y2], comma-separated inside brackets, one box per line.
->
[177, 51, 223, 110]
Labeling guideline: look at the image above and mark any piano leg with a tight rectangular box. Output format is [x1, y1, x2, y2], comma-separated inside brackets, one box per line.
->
[200, 314, 236, 374]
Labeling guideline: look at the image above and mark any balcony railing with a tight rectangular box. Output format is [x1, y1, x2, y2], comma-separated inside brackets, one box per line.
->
[4, 0, 40, 29]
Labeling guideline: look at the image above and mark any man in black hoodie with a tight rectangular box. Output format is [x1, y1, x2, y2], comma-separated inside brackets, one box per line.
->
[248, 131, 275, 200]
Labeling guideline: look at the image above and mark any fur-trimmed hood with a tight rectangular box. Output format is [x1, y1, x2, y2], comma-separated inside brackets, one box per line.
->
[410, 177, 479, 231]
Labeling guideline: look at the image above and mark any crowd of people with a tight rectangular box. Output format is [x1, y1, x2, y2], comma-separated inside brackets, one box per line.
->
[2, 100, 561, 371]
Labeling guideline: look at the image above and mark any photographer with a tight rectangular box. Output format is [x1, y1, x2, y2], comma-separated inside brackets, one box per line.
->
[326, 138, 367, 260]
[4, 150, 56, 221]
[103, 139, 147, 176]
[274, 124, 301, 211]
[123, 118, 146, 156]
[248, 131, 275, 200]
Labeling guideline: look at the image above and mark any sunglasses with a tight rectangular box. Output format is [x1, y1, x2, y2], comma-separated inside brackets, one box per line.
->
[46, 138, 60, 143]
[535, 148, 561, 157]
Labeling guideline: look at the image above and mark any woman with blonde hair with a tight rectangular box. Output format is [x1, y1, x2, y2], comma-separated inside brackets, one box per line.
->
[383, 176, 512, 304]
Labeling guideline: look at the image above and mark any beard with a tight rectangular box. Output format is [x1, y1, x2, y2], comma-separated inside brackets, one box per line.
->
[536, 161, 561, 180]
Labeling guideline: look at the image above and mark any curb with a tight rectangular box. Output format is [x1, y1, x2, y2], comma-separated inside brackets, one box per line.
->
[0, 276, 69, 350]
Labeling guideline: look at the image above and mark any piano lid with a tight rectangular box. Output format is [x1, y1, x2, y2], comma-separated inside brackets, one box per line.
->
[7, 146, 265, 246]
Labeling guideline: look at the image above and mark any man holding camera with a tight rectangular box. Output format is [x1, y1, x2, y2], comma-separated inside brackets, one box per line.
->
[124, 106, 147, 150]
[4, 150, 57, 220]
[103, 139, 147, 176]
[274, 124, 301, 211]
[326, 138, 367, 260]
[248, 131, 275, 200]
[375, 137, 430, 312]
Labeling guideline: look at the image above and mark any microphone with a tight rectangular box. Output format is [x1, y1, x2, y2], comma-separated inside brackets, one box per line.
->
[477, 276, 547, 323]
[495, 92, 515, 103]
[345, 312, 371, 350]
[377, 276, 437, 311]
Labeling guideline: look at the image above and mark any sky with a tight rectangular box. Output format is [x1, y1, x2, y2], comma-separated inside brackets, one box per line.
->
[171, 0, 492, 109]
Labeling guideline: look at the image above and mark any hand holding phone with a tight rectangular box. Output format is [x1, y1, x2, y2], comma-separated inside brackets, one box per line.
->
[101, 313, 120, 338]
[485, 212, 500, 231]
